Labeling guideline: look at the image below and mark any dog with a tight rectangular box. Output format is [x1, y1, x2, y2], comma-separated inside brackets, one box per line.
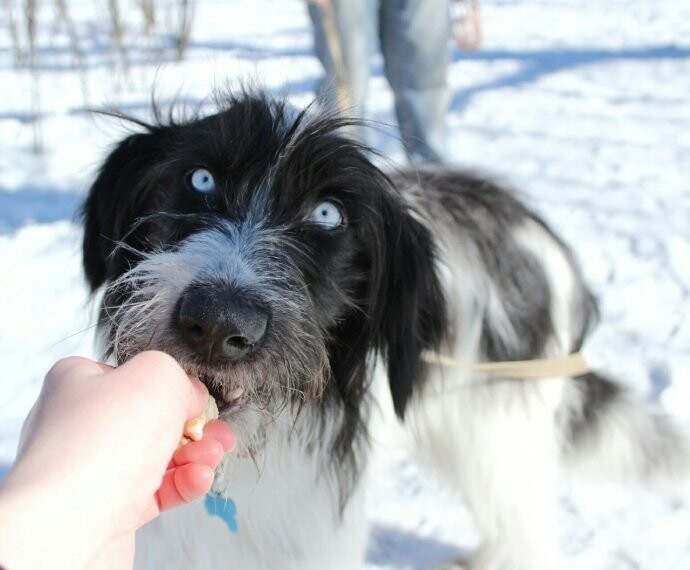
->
[81, 90, 690, 570]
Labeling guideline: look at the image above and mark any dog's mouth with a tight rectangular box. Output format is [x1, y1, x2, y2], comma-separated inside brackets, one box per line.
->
[197, 371, 247, 417]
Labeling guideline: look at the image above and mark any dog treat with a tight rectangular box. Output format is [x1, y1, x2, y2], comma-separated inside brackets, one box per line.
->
[178, 395, 220, 448]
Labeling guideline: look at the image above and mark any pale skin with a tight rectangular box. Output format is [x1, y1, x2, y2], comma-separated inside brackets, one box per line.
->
[0, 351, 236, 570]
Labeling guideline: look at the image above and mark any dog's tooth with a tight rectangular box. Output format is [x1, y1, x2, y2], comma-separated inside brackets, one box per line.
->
[227, 386, 244, 401]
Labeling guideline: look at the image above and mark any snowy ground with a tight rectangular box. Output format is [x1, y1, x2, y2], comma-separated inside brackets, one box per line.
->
[1, 0, 689, 568]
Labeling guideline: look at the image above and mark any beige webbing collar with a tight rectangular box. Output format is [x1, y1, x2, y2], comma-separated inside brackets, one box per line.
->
[421, 351, 591, 379]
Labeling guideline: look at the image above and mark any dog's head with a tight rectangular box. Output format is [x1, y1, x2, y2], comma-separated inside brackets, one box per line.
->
[82, 92, 446, 460]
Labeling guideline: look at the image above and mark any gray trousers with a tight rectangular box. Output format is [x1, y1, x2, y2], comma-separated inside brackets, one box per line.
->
[308, 0, 450, 163]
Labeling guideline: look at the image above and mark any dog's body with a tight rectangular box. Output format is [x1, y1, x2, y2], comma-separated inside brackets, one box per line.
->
[82, 92, 690, 570]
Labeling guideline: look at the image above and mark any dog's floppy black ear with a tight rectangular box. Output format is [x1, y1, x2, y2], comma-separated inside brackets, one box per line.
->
[372, 194, 448, 419]
[82, 130, 166, 290]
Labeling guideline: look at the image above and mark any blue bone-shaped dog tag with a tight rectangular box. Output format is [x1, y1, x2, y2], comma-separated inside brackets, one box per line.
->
[204, 493, 238, 533]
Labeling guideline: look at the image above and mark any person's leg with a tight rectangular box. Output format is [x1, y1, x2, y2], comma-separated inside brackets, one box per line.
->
[379, 0, 450, 163]
[307, 0, 377, 122]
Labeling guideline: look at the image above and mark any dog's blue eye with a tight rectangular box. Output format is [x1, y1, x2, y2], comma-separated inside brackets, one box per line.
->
[310, 202, 343, 229]
[190, 168, 215, 193]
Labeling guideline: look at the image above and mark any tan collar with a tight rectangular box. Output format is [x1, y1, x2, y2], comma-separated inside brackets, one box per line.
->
[421, 351, 591, 379]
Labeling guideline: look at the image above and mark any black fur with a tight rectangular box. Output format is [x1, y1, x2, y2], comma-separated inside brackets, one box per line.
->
[568, 371, 622, 444]
[81, 91, 448, 498]
[391, 167, 599, 365]
[79, 90, 690, 570]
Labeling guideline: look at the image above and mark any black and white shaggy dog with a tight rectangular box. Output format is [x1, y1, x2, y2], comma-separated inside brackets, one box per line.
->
[82, 91, 690, 570]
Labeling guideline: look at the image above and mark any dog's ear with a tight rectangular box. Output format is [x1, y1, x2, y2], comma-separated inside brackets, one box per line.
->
[371, 192, 448, 419]
[82, 130, 166, 290]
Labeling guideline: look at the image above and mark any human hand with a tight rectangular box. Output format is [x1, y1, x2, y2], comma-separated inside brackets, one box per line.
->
[0, 351, 235, 570]
[453, 0, 482, 51]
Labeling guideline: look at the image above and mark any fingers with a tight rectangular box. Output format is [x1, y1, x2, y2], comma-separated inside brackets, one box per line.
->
[115, 351, 208, 419]
[203, 420, 236, 453]
[45, 353, 206, 420]
[158, 424, 234, 517]
[171, 438, 224, 469]
[170, 421, 235, 468]
[139, 440, 223, 528]
[156, 464, 215, 513]
[46, 356, 114, 380]
[18, 357, 114, 457]
[186, 376, 210, 420]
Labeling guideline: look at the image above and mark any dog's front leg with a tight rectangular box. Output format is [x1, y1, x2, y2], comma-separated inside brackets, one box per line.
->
[412, 376, 567, 570]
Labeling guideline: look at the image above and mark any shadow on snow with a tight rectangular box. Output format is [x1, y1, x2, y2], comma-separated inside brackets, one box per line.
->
[0, 186, 83, 234]
[367, 524, 468, 569]
[450, 45, 689, 111]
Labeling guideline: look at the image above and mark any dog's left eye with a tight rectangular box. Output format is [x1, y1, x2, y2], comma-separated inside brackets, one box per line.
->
[310, 201, 343, 229]
[189, 168, 216, 193]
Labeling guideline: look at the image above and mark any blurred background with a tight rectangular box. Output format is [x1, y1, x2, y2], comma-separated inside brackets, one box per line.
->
[0, 0, 689, 567]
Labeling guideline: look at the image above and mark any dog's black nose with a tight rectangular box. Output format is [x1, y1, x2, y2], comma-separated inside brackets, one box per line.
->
[176, 285, 269, 363]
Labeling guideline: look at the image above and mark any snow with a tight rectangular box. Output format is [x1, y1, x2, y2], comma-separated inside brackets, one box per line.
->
[1, 0, 689, 568]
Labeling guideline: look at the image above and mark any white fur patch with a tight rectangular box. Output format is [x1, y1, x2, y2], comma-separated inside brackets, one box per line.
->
[135, 410, 368, 570]
[404, 222, 572, 570]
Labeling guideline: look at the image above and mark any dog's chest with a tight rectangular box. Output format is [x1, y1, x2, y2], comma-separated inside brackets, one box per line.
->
[135, 425, 368, 570]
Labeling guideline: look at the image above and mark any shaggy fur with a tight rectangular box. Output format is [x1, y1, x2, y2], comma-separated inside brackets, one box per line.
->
[82, 91, 690, 570]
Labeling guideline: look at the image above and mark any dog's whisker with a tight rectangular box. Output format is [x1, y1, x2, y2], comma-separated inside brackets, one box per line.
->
[47, 323, 100, 348]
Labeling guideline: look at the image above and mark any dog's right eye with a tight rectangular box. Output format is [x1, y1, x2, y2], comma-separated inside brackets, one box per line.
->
[189, 168, 216, 193]
[310, 201, 343, 230]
